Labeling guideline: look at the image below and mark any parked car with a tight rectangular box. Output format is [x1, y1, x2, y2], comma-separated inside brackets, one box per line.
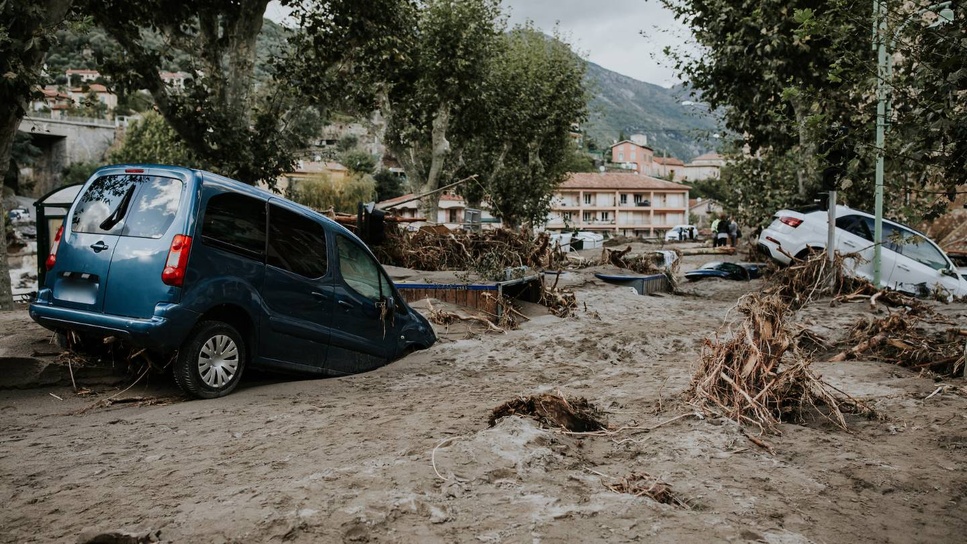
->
[684, 261, 763, 282]
[758, 205, 967, 298]
[665, 224, 698, 242]
[30, 164, 436, 398]
[7, 207, 30, 224]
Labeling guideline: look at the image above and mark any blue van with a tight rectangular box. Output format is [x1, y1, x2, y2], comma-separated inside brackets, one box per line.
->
[29, 165, 436, 398]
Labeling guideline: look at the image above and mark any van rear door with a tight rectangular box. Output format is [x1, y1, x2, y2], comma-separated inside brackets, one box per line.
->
[50, 174, 139, 312]
[102, 174, 187, 318]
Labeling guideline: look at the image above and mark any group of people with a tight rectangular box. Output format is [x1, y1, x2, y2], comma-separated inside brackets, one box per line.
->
[711, 215, 740, 247]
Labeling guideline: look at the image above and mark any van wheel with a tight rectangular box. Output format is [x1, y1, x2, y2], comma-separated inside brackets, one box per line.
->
[174, 321, 246, 399]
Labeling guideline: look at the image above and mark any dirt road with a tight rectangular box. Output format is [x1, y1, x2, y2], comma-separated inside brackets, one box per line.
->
[1, 253, 965, 543]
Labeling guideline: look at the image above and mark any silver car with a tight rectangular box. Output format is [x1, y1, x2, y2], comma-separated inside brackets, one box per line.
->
[758, 205, 967, 298]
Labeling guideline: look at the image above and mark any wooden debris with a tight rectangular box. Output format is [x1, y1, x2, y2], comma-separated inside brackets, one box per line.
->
[604, 472, 690, 508]
[490, 392, 607, 432]
[830, 311, 966, 376]
[375, 228, 562, 278]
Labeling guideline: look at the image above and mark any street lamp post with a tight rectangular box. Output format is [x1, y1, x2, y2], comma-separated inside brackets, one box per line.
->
[871, 1, 954, 287]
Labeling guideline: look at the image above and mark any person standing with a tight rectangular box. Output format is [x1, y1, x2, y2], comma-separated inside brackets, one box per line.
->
[710, 217, 721, 245]
[728, 217, 738, 247]
[716, 215, 730, 247]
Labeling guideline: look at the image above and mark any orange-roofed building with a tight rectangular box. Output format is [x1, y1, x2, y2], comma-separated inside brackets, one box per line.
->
[546, 172, 690, 238]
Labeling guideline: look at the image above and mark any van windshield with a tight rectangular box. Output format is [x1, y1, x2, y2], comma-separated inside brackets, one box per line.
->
[72, 175, 183, 238]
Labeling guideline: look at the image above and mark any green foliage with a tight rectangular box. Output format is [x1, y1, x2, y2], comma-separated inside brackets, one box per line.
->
[338, 149, 377, 175]
[335, 135, 359, 153]
[373, 169, 405, 202]
[290, 172, 376, 214]
[108, 111, 197, 166]
[458, 27, 589, 228]
[563, 148, 596, 173]
[86, 0, 319, 186]
[61, 161, 102, 185]
[661, 0, 966, 223]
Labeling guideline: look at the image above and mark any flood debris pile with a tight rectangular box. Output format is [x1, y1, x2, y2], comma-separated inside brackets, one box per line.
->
[539, 273, 578, 318]
[832, 312, 967, 376]
[687, 293, 864, 432]
[376, 227, 563, 277]
[424, 297, 521, 333]
[489, 392, 607, 432]
[604, 472, 690, 508]
[599, 246, 679, 275]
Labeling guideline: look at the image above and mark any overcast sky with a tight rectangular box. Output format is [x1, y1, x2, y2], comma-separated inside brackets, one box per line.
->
[501, 0, 689, 87]
[265, 1, 690, 87]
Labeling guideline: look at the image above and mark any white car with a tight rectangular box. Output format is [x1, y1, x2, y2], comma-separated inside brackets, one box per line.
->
[758, 205, 967, 298]
[665, 224, 698, 242]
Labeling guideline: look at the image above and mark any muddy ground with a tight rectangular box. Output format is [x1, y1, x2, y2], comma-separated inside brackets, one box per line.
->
[1, 246, 965, 543]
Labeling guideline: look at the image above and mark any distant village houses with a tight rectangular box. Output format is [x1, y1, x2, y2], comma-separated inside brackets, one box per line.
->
[608, 135, 724, 182]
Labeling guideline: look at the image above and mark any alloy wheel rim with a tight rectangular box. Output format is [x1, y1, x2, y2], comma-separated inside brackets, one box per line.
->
[197, 334, 239, 388]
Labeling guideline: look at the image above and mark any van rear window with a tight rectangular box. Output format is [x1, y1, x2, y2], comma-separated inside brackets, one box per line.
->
[72, 174, 183, 238]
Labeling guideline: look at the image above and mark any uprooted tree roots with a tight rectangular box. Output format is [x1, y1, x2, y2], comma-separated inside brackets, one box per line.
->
[687, 293, 869, 432]
[832, 312, 967, 376]
[490, 392, 608, 432]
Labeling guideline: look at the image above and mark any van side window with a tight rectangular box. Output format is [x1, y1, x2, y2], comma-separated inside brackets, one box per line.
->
[201, 193, 266, 259]
[267, 204, 328, 278]
[335, 235, 390, 302]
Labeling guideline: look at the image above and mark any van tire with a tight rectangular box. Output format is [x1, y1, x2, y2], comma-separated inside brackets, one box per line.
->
[174, 321, 246, 399]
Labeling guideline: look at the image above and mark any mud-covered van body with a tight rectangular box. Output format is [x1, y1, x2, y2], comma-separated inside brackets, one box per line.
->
[30, 165, 435, 398]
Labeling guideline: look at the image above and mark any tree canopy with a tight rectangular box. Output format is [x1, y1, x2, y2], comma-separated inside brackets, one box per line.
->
[660, 0, 966, 225]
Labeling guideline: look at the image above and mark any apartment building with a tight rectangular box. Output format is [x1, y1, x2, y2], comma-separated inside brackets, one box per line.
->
[546, 172, 690, 238]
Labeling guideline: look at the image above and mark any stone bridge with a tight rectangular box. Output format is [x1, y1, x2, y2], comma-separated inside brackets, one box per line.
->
[18, 113, 120, 196]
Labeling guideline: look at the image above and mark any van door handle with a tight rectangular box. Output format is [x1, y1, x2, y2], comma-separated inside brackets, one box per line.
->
[90, 241, 109, 252]
[897, 264, 911, 272]
[337, 300, 354, 311]
[842, 240, 857, 248]
[311, 291, 328, 302]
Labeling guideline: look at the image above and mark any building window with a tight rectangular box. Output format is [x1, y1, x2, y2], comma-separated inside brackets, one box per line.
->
[582, 212, 592, 222]
[563, 212, 572, 221]
[620, 194, 627, 204]
[584, 194, 592, 204]
[630, 152, 636, 160]
[618, 152, 624, 161]
[634, 194, 643, 203]
[601, 212, 610, 221]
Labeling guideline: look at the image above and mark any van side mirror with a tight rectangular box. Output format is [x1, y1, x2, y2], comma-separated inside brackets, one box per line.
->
[940, 267, 958, 278]
[377, 295, 396, 319]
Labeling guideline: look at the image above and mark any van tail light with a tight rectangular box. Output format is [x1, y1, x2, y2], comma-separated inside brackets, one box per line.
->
[45, 226, 64, 271]
[779, 216, 803, 228]
[162, 235, 192, 287]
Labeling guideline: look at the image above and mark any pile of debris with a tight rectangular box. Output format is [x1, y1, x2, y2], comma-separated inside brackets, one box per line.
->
[375, 227, 564, 279]
[687, 293, 866, 432]
[832, 312, 967, 376]
[489, 392, 607, 432]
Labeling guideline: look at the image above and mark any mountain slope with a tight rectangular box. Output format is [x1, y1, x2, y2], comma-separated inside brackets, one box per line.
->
[583, 62, 721, 161]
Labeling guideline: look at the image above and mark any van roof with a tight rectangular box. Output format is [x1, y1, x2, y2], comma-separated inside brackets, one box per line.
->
[94, 163, 356, 239]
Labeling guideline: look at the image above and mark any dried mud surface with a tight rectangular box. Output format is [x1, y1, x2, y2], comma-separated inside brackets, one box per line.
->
[1, 248, 966, 543]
